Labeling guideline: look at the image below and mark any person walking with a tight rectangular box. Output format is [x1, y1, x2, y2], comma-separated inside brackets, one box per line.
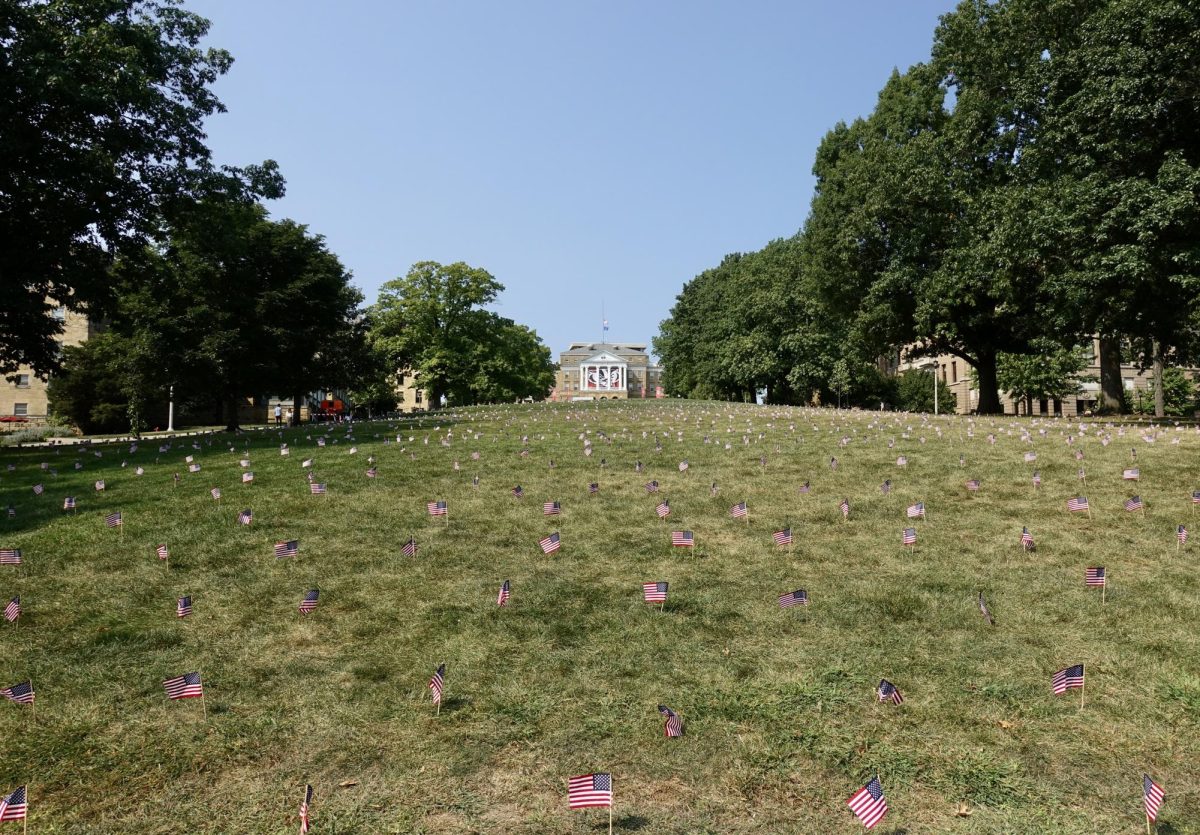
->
[274, 403, 282, 426]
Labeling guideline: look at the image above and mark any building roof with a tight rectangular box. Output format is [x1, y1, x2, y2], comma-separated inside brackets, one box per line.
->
[564, 342, 647, 354]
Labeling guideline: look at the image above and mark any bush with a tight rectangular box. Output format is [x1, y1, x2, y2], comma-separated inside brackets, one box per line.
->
[0, 425, 75, 446]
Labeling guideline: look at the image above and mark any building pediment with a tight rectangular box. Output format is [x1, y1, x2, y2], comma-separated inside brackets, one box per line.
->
[581, 352, 625, 364]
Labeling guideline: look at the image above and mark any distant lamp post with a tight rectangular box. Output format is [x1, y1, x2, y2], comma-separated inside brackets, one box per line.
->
[167, 384, 175, 432]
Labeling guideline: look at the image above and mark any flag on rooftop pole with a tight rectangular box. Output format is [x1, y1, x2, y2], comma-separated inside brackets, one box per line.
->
[539, 532, 561, 554]
[0, 549, 21, 565]
[4, 597, 18, 624]
[299, 589, 319, 614]
[877, 679, 904, 705]
[671, 530, 694, 548]
[977, 592, 995, 626]
[778, 589, 808, 609]
[299, 784, 313, 834]
[497, 580, 510, 607]
[847, 776, 888, 830]
[429, 663, 445, 713]
[1143, 774, 1164, 825]
[176, 595, 192, 618]
[0, 785, 28, 823]
[658, 705, 683, 737]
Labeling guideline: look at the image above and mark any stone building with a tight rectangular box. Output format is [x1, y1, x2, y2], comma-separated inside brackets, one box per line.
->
[550, 342, 664, 401]
[1, 306, 101, 425]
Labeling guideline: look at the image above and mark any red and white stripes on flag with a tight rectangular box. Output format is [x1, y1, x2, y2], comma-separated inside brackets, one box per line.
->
[1066, 497, 1089, 513]
[1143, 774, 1165, 822]
[568, 773, 612, 809]
[642, 582, 668, 603]
[847, 777, 888, 829]
[162, 671, 203, 700]
[539, 532, 561, 554]
[4, 597, 18, 623]
[497, 580, 511, 606]
[427, 501, 447, 516]
[659, 705, 683, 737]
[429, 663, 445, 705]
[671, 531, 693, 548]
[0, 785, 28, 822]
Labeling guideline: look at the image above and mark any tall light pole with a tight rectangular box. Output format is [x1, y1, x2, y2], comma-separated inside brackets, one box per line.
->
[167, 384, 175, 432]
[933, 362, 939, 416]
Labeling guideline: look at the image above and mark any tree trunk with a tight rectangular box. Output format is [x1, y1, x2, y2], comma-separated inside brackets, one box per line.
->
[291, 391, 303, 426]
[224, 397, 241, 432]
[1097, 336, 1124, 413]
[974, 352, 1002, 414]
[1152, 340, 1165, 418]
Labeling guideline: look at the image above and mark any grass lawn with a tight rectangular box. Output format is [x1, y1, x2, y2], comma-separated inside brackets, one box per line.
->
[0, 400, 1197, 833]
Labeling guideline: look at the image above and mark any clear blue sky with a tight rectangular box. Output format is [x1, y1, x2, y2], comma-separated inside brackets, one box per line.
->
[189, 0, 955, 358]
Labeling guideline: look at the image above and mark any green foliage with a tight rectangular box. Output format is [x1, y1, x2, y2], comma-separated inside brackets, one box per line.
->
[897, 369, 936, 413]
[997, 342, 1091, 414]
[1131, 367, 1197, 416]
[46, 334, 167, 435]
[828, 359, 852, 408]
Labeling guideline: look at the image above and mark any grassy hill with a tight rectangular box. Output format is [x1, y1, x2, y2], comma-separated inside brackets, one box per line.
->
[1, 401, 1197, 833]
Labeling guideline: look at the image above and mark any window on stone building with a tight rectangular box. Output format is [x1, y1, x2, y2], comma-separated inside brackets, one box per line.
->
[51, 307, 66, 322]
[951, 361, 957, 383]
[13, 403, 28, 416]
[415, 391, 422, 404]
[14, 374, 30, 388]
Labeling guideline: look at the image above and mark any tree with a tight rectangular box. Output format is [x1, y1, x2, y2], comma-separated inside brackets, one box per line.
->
[828, 359, 852, 409]
[996, 341, 1090, 414]
[1, 0, 238, 378]
[896, 370, 936, 413]
[1131, 368, 1197, 417]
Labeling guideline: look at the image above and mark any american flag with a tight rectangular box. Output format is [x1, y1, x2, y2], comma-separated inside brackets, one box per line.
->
[309, 483, 326, 495]
[1085, 567, 1105, 587]
[1178, 525, 1189, 545]
[544, 501, 562, 516]
[778, 589, 808, 608]
[710, 481, 719, 497]
[188, 463, 200, 473]
[589, 482, 599, 495]
[237, 509, 253, 526]
[429, 663, 445, 705]
[242, 472, 254, 483]
[135, 467, 144, 476]
[177, 596, 192, 617]
[1024, 451, 1037, 462]
[63, 496, 76, 510]
[902, 527, 917, 546]
[0, 786, 27, 822]
[636, 460, 643, 473]
[300, 784, 313, 834]
[1052, 664, 1084, 694]
[643, 581, 668, 603]
[644, 481, 659, 493]
[317, 438, 326, 448]
[162, 671, 203, 700]
[659, 705, 683, 737]
[1143, 774, 1164, 822]
[210, 487, 222, 500]
[0, 680, 33, 704]
[1067, 496, 1089, 513]
[301, 458, 312, 468]
[966, 478, 981, 492]
[497, 580, 510, 606]
[539, 532, 561, 554]
[671, 531, 694, 548]
[839, 498, 850, 519]
[655, 500, 670, 518]
[1078, 467, 1086, 481]
[366, 467, 377, 479]
[773, 528, 792, 546]
[427, 501, 447, 516]
[275, 540, 299, 558]
[906, 502, 925, 519]
[185, 455, 194, 463]
[299, 589, 319, 614]
[896, 455, 907, 468]
[877, 679, 904, 705]
[730, 501, 748, 519]
[847, 776, 888, 829]
[678, 460, 689, 472]
[0, 549, 22, 566]
[799, 481, 811, 494]
[830, 456, 838, 470]
[94, 479, 105, 491]
[1124, 496, 1143, 512]
[1032, 471, 1042, 487]
[568, 773, 612, 809]
[156, 544, 169, 561]
[977, 592, 994, 626]
[105, 511, 123, 528]
[32, 484, 43, 495]
[1123, 468, 1140, 480]
[512, 485, 525, 498]
[880, 479, 891, 495]
[1021, 527, 1034, 549]
[402, 537, 417, 557]
[1192, 490, 1200, 504]
[5, 506, 13, 518]
[4, 597, 18, 623]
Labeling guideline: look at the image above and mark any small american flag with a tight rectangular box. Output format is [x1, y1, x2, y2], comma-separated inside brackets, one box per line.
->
[710, 481, 719, 497]
[880, 479, 891, 495]
[497, 580, 511, 606]
[896, 455, 907, 467]
[429, 663, 445, 705]
[568, 773, 612, 809]
[275, 540, 299, 558]
[163, 671, 203, 700]
[636, 460, 643, 473]
[1178, 525, 1189, 545]
[902, 527, 917, 546]
[1124, 496, 1143, 512]
[105, 511, 123, 528]
[300, 784, 313, 834]
[299, 589, 319, 614]
[678, 460, 689, 472]
[210, 487, 222, 500]
[63, 496, 75, 510]
[177, 596, 192, 617]
[544, 501, 562, 516]
[512, 485, 525, 498]
[301, 458, 312, 468]
[242, 472, 254, 483]
[4, 506, 13, 518]
[1024, 451, 1036, 462]
[643, 581, 668, 603]
[906, 502, 924, 519]
[135, 466, 144, 476]
[773, 528, 792, 546]
[730, 501, 748, 519]
[588, 482, 599, 495]
[4, 597, 18, 623]
[0, 785, 27, 821]
[655, 500, 670, 518]
[1, 680, 34, 704]
[644, 481, 659, 493]
[427, 501, 447, 516]
[402, 537, 417, 557]
[0, 550, 22, 566]
[847, 776, 888, 829]
[977, 592, 994, 625]
[366, 467, 377, 479]
[659, 705, 683, 737]
[1078, 467, 1086, 481]
[31, 484, 43, 495]
[877, 679, 904, 705]
[830, 456, 838, 470]
[188, 463, 200, 473]
[778, 589, 808, 608]
[1067, 496, 1089, 513]
[1123, 468, 1140, 480]
[839, 498, 850, 519]
[965, 478, 981, 492]
[539, 532, 561, 554]
[1085, 567, 1105, 587]
[1032, 471, 1042, 487]
[156, 544, 169, 561]
[799, 481, 811, 494]
[309, 483, 326, 495]
[671, 530, 694, 548]
[94, 479, 105, 491]
[1143, 774, 1164, 823]
[1021, 527, 1034, 549]
[185, 455, 194, 463]
[1192, 490, 1200, 504]
[1052, 664, 1084, 694]
[237, 509, 253, 526]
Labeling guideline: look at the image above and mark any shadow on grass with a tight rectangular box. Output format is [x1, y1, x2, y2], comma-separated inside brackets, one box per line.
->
[604, 814, 650, 831]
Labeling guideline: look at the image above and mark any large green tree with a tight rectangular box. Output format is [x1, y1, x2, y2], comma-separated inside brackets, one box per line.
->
[0, 0, 237, 378]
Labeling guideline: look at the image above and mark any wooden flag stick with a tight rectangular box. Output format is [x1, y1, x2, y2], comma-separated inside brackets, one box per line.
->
[1079, 676, 1086, 711]
[1101, 582, 1106, 605]
[609, 778, 614, 835]
[201, 677, 207, 721]
[1147, 813, 1153, 835]
[23, 785, 27, 835]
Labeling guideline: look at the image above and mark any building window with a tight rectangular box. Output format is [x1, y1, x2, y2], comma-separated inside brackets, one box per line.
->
[14, 374, 30, 388]
[1123, 378, 1135, 391]
[51, 307, 66, 322]
[13, 403, 28, 416]
[397, 374, 405, 386]
[951, 361, 957, 383]
[397, 391, 405, 403]
[415, 391, 422, 404]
